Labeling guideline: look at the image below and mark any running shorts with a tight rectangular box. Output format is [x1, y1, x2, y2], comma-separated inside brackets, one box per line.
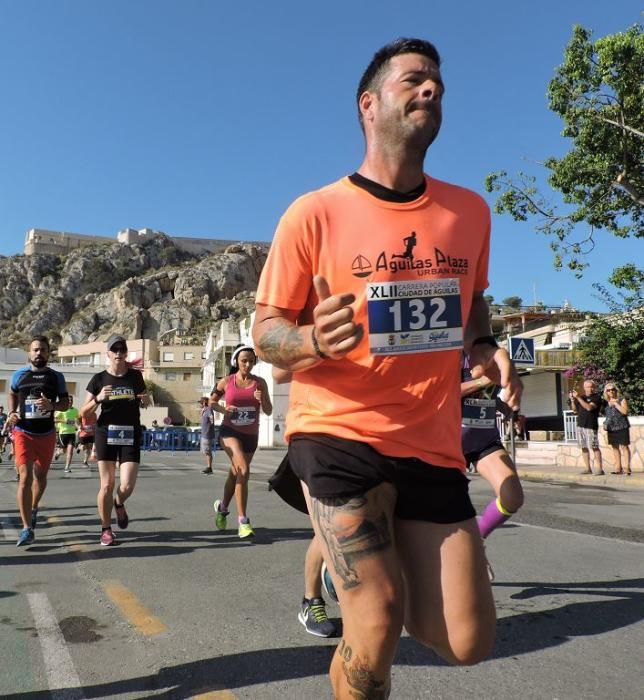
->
[79, 435, 95, 445]
[95, 426, 141, 464]
[60, 433, 76, 448]
[219, 426, 258, 454]
[464, 439, 505, 467]
[288, 433, 475, 523]
[13, 430, 57, 472]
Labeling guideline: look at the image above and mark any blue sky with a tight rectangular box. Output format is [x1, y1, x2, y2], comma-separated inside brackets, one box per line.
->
[0, 1, 639, 311]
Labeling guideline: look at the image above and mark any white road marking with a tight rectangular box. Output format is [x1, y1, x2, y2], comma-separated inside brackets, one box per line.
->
[26, 592, 87, 699]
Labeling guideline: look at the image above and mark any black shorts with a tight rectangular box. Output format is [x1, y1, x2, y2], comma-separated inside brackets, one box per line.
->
[287, 433, 475, 523]
[464, 440, 505, 467]
[59, 433, 76, 448]
[219, 426, 258, 454]
[95, 426, 141, 464]
[79, 435, 95, 445]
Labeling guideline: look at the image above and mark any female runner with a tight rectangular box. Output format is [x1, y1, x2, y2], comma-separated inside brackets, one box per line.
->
[211, 345, 272, 538]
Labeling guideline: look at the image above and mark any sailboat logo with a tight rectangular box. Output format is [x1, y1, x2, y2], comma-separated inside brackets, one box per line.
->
[351, 255, 372, 278]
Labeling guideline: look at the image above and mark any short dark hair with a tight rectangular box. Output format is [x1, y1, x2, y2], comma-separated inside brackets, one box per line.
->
[356, 37, 441, 129]
[30, 335, 50, 351]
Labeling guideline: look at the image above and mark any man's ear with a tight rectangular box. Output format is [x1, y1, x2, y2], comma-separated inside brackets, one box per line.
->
[359, 90, 375, 124]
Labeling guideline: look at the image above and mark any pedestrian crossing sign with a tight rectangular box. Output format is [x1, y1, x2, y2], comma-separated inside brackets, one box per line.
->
[508, 336, 536, 365]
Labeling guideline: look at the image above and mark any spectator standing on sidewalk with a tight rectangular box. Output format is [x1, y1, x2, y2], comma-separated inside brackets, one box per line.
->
[569, 380, 603, 475]
[603, 382, 631, 476]
[199, 397, 216, 474]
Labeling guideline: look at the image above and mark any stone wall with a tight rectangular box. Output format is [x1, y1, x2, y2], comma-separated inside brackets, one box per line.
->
[557, 417, 643, 472]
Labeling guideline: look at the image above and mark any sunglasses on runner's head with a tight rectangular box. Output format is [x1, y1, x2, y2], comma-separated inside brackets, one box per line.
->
[110, 345, 127, 353]
[606, 388, 616, 392]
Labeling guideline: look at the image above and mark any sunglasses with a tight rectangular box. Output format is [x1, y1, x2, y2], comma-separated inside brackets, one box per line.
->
[606, 388, 617, 392]
[110, 345, 127, 353]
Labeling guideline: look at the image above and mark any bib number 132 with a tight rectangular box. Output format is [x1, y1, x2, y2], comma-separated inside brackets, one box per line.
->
[388, 297, 447, 331]
[367, 279, 463, 355]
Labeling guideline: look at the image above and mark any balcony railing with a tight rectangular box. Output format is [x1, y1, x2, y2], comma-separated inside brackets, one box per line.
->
[534, 349, 579, 368]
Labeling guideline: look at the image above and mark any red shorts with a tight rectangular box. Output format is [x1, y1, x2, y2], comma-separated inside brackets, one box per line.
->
[13, 430, 57, 472]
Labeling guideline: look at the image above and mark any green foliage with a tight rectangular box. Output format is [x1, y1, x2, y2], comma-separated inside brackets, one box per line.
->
[502, 296, 523, 309]
[592, 263, 644, 311]
[486, 23, 643, 281]
[573, 309, 644, 413]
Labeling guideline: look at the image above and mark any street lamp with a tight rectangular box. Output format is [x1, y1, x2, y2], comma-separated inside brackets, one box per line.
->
[158, 327, 179, 342]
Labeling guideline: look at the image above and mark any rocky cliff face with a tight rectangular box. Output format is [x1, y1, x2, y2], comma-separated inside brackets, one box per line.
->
[0, 235, 268, 347]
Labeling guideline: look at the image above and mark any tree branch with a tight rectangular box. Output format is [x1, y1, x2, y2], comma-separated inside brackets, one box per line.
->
[614, 172, 644, 206]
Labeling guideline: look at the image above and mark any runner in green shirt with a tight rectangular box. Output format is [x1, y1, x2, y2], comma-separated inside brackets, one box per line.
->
[54, 397, 80, 473]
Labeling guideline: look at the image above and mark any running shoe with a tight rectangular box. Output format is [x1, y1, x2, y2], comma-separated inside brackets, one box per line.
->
[100, 528, 115, 546]
[238, 521, 255, 539]
[16, 527, 35, 547]
[321, 561, 338, 603]
[30, 507, 39, 530]
[201, 467, 213, 474]
[114, 501, 129, 530]
[64, 465, 72, 473]
[213, 500, 228, 531]
[298, 597, 336, 638]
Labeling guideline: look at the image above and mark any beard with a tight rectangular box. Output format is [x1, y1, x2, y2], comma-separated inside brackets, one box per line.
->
[31, 357, 47, 368]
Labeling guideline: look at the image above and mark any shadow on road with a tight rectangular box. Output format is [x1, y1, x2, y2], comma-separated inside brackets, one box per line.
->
[9, 578, 644, 698]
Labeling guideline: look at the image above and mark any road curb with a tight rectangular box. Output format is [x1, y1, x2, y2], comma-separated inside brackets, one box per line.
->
[516, 467, 644, 489]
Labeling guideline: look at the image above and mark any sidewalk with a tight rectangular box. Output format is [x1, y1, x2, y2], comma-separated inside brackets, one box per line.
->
[514, 461, 644, 489]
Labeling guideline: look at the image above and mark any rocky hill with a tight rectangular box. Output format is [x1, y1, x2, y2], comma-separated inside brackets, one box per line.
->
[0, 235, 269, 348]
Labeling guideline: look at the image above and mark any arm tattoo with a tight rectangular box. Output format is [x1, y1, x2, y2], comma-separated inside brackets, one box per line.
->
[342, 653, 391, 699]
[256, 320, 305, 365]
[312, 496, 392, 591]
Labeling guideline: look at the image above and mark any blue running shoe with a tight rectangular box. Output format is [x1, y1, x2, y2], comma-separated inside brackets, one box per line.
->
[16, 527, 34, 547]
[321, 562, 338, 603]
[30, 507, 38, 530]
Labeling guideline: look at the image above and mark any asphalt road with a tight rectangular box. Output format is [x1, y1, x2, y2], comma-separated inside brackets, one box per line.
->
[1, 448, 643, 699]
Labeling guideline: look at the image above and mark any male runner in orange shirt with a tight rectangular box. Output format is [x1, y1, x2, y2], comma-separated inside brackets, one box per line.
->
[254, 38, 522, 698]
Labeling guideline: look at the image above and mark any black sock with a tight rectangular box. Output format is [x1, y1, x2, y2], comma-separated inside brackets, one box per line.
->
[101, 526, 111, 532]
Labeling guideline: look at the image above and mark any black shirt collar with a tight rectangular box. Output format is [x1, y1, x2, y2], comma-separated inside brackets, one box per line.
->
[349, 172, 426, 203]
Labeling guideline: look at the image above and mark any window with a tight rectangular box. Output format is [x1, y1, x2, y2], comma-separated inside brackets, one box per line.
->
[184, 352, 194, 360]
[163, 352, 174, 362]
[164, 373, 177, 381]
[183, 373, 191, 382]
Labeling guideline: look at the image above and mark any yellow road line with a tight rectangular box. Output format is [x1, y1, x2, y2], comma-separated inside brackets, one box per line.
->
[47, 515, 63, 525]
[103, 580, 167, 636]
[192, 691, 238, 699]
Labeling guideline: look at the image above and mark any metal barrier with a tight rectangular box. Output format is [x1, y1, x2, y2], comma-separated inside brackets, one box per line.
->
[564, 411, 578, 442]
[142, 429, 218, 453]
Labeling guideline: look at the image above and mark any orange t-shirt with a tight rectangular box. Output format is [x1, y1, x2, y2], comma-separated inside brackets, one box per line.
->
[256, 175, 491, 469]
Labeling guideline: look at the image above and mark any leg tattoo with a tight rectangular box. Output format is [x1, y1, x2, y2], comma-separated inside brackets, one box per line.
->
[312, 496, 392, 590]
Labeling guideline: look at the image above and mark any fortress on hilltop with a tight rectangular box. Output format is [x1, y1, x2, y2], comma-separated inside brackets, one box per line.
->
[23, 227, 268, 256]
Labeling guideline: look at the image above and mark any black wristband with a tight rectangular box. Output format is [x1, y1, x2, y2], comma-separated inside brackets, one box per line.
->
[472, 335, 499, 348]
[311, 328, 328, 359]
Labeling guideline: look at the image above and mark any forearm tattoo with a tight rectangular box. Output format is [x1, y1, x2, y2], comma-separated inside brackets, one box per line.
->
[256, 320, 305, 366]
[311, 496, 392, 591]
[340, 648, 390, 699]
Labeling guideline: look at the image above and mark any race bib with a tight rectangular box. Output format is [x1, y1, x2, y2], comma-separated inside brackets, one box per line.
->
[367, 278, 463, 355]
[83, 424, 96, 435]
[24, 397, 50, 420]
[107, 424, 135, 446]
[231, 407, 257, 427]
[462, 398, 497, 428]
